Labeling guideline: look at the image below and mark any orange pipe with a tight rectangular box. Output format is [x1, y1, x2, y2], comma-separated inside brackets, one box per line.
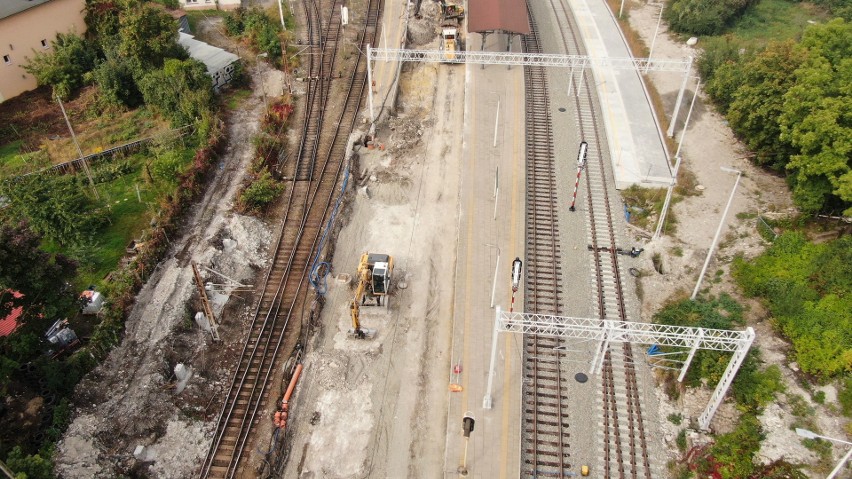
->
[283, 364, 303, 403]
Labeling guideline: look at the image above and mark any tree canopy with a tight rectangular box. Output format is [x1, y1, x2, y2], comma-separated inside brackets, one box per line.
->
[702, 19, 852, 215]
[780, 19, 852, 214]
[0, 222, 77, 322]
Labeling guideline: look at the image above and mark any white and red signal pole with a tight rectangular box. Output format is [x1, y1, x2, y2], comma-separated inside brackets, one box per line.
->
[510, 257, 523, 313]
[569, 141, 588, 212]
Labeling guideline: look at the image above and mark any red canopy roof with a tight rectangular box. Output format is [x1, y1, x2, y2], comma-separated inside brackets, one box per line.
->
[467, 0, 530, 35]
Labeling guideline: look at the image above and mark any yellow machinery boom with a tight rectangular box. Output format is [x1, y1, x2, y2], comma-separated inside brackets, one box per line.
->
[349, 252, 393, 338]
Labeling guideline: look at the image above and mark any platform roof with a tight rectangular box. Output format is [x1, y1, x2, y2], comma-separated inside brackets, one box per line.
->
[467, 0, 530, 35]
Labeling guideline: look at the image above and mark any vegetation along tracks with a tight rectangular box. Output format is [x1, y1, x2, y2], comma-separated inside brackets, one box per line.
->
[198, 0, 381, 476]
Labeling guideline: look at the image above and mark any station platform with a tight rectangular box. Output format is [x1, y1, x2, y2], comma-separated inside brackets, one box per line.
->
[569, 0, 673, 188]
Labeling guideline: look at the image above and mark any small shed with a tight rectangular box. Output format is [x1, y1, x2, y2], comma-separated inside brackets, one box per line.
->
[178, 32, 240, 90]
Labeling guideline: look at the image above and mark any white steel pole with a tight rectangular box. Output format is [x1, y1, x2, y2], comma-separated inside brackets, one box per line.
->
[678, 329, 703, 382]
[367, 44, 375, 126]
[827, 446, 852, 479]
[646, 4, 664, 74]
[493, 168, 499, 221]
[490, 252, 500, 308]
[654, 78, 700, 239]
[675, 79, 701, 159]
[483, 306, 502, 409]
[277, 0, 286, 30]
[493, 100, 500, 148]
[691, 168, 741, 300]
[667, 56, 693, 138]
[57, 95, 99, 199]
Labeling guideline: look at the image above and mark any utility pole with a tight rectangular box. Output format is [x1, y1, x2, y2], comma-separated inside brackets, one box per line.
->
[691, 167, 741, 300]
[57, 94, 99, 199]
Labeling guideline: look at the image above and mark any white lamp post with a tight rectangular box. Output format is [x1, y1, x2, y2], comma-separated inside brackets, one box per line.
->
[796, 428, 852, 479]
[691, 167, 741, 300]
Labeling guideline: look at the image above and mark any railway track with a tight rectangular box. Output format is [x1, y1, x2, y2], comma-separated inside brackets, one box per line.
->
[546, 0, 655, 476]
[521, 0, 655, 477]
[520, 5, 571, 477]
[198, 0, 381, 476]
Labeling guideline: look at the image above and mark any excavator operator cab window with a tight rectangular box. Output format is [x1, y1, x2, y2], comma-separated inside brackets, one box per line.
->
[372, 263, 389, 294]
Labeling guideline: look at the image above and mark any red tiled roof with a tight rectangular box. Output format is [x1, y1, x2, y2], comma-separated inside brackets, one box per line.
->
[0, 291, 23, 338]
[467, 0, 531, 35]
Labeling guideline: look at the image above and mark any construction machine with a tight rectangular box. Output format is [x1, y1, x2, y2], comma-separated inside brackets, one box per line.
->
[349, 253, 393, 339]
[439, 0, 465, 20]
[440, 19, 463, 62]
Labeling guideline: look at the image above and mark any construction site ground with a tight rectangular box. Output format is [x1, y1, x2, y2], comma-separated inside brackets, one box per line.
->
[53, 0, 851, 477]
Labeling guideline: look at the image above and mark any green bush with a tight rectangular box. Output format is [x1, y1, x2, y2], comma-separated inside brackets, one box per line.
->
[2, 174, 108, 247]
[224, 7, 283, 60]
[22, 33, 98, 99]
[653, 295, 745, 387]
[703, 415, 763, 478]
[240, 171, 284, 211]
[138, 58, 214, 127]
[676, 429, 687, 452]
[731, 361, 785, 412]
[665, 0, 758, 35]
[5, 446, 53, 479]
[734, 233, 852, 379]
[90, 51, 143, 108]
[839, 376, 852, 417]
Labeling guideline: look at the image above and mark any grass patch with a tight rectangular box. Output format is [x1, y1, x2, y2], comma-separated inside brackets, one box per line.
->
[224, 88, 253, 110]
[39, 147, 195, 288]
[731, 0, 830, 44]
[0, 140, 24, 165]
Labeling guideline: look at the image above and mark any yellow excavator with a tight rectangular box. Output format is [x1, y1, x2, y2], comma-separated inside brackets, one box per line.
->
[349, 252, 393, 339]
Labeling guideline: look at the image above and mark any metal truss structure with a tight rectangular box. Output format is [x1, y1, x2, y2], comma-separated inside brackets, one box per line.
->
[483, 307, 755, 430]
[366, 46, 694, 137]
[369, 47, 691, 71]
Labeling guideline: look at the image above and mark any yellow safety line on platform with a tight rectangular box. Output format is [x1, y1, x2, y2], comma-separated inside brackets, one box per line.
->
[499, 70, 523, 479]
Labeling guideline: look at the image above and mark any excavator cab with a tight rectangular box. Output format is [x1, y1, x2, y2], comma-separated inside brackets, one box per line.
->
[365, 253, 392, 299]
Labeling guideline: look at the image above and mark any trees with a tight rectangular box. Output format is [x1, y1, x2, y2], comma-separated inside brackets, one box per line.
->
[706, 41, 805, 170]
[138, 58, 213, 127]
[734, 233, 852, 379]
[117, 3, 184, 67]
[780, 19, 852, 215]
[665, 0, 757, 35]
[702, 19, 852, 214]
[0, 222, 77, 322]
[22, 33, 98, 100]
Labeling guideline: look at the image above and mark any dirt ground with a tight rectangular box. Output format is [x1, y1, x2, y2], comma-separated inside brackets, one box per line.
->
[50, 1, 850, 477]
[53, 21, 291, 478]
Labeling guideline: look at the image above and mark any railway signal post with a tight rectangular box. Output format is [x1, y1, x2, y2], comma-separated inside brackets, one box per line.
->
[458, 414, 475, 476]
[510, 257, 523, 312]
[569, 141, 588, 211]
